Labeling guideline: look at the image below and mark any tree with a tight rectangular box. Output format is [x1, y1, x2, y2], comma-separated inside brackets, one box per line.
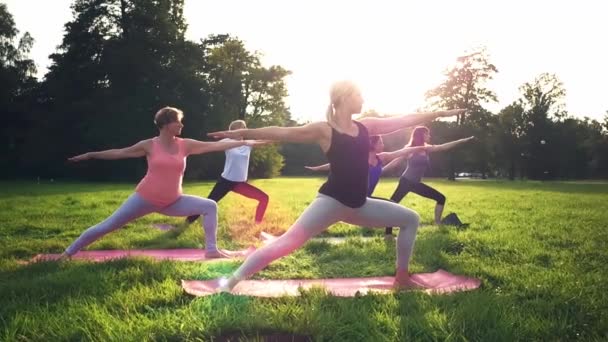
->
[35, 0, 148, 179]
[204, 37, 291, 178]
[425, 47, 498, 179]
[21, 2, 290, 180]
[550, 117, 608, 179]
[0, 3, 37, 178]
[425, 47, 498, 126]
[518, 73, 566, 179]
[32, 0, 212, 180]
[494, 103, 526, 180]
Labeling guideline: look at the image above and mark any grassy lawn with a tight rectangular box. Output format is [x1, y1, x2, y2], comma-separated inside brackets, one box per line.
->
[0, 178, 606, 341]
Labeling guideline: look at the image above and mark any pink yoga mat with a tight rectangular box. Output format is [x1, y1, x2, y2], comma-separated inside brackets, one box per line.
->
[30, 247, 255, 263]
[182, 269, 481, 297]
[260, 231, 380, 245]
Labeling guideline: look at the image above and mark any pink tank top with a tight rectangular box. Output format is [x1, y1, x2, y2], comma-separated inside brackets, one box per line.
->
[135, 137, 187, 207]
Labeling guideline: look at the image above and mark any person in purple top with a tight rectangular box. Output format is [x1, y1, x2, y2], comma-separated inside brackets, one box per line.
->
[385, 126, 474, 236]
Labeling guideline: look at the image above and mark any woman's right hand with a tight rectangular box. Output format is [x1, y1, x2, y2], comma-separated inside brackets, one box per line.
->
[68, 152, 91, 162]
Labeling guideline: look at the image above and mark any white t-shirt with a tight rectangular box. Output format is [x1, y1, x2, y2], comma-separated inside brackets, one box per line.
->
[221, 139, 252, 182]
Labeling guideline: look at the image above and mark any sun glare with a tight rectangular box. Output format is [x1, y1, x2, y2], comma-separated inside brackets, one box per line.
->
[181, 0, 608, 122]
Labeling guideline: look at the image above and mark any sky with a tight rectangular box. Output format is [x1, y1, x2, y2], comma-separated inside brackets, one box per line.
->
[5, 0, 608, 123]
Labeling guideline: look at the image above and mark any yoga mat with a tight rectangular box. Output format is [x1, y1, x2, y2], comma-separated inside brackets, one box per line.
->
[30, 247, 255, 263]
[260, 231, 378, 245]
[182, 269, 481, 297]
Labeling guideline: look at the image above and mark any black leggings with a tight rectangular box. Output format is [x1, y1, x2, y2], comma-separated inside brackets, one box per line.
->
[385, 178, 446, 234]
[186, 176, 269, 224]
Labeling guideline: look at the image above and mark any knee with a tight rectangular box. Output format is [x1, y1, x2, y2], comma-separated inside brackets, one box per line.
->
[204, 201, 218, 216]
[260, 193, 269, 203]
[411, 210, 421, 227]
[437, 194, 446, 205]
[400, 208, 420, 229]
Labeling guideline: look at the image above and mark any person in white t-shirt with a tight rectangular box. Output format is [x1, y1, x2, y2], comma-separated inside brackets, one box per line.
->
[186, 120, 270, 225]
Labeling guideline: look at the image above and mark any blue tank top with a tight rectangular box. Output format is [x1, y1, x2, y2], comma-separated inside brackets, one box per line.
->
[401, 152, 430, 183]
[367, 155, 382, 195]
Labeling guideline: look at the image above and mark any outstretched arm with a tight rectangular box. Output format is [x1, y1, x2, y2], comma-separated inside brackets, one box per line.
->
[305, 163, 330, 172]
[185, 139, 262, 155]
[67, 140, 149, 162]
[381, 157, 405, 174]
[360, 109, 465, 136]
[208, 122, 326, 144]
[250, 140, 275, 148]
[426, 136, 475, 152]
[377, 145, 428, 165]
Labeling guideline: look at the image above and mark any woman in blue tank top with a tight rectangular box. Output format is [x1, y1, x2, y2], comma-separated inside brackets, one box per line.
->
[385, 126, 474, 236]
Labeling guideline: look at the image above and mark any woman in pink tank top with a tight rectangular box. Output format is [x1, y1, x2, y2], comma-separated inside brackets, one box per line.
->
[61, 107, 261, 259]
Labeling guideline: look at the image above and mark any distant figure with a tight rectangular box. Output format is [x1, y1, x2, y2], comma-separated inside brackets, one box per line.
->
[184, 120, 270, 226]
[385, 126, 474, 235]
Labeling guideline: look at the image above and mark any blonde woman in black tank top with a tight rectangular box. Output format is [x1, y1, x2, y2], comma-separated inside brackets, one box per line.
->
[208, 81, 465, 291]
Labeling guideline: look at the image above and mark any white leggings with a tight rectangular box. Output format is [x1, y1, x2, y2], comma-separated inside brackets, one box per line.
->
[65, 193, 218, 255]
[233, 193, 420, 280]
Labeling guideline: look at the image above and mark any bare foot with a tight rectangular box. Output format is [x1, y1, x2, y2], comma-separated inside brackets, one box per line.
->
[216, 277, 240, 293]
[393, 270, 426, 290]
[57, 252, 72, 262]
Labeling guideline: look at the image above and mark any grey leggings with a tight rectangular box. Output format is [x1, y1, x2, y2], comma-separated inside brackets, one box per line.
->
[232, 193, 420, 280]
[65, 193, 218, 255]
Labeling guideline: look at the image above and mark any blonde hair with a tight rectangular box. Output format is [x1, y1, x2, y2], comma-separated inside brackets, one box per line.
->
[228, 120, 247, 130]
[326, 81, 360, 133]
[154, 107, 183, 129]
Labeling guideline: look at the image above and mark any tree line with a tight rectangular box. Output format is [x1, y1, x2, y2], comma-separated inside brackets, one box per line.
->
[1, 1, 606, 181]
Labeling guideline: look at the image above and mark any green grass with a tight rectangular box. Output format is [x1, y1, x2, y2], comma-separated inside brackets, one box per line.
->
[0, 178, 607, 341]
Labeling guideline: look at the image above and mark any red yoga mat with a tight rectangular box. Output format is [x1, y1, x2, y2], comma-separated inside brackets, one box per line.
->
[259, 231, 378, 245]
[30, 247, 255, 263]
[182, 269, 481, 297]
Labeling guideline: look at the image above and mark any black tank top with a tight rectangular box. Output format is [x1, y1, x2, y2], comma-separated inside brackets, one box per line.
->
[318, 121, 370, 208]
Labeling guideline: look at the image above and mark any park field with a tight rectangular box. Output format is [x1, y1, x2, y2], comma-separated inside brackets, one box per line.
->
[0, 178, 607, 341]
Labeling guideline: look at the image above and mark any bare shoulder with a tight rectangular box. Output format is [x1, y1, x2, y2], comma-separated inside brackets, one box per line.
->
[308, 121, 331, 137]
[136, 138, 155, 153]
[308, 121, 332, 152]
[357, 116, 377, 127]
[179, 138, 203, 152]
[357, 117, 382, 135]
[140, 138, 155, 145]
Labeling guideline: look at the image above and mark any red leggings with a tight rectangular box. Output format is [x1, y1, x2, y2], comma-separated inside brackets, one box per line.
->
[186, 176, 269, 224]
